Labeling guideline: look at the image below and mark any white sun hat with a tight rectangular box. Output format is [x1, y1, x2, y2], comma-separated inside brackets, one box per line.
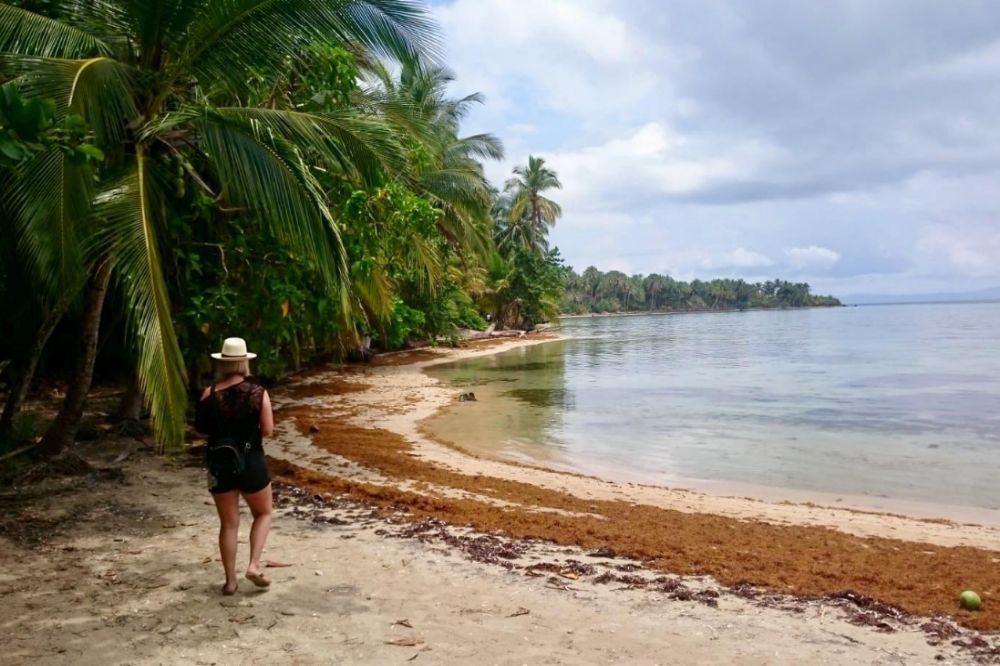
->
[210, 337, 257, 360]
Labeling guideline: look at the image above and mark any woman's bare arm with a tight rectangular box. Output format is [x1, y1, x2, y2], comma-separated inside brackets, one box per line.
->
[260, 390, 274, 437]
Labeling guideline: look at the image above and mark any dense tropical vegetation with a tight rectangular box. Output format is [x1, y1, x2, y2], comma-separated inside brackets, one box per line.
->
[0, 0, 564, 455]
[562, 268, 841, 314]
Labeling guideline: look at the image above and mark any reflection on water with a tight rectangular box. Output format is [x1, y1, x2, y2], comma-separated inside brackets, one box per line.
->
[502, 388, 576, 409]
[482, 360, 566, 372]
[425, 304, 1000, 509]
[426, 343, 573, 465]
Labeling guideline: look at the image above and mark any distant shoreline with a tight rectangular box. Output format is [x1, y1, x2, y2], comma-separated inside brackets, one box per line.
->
[561, 299, 1000, 317]
[845, 298, 1000, 307]
[559, 303, 842, 319]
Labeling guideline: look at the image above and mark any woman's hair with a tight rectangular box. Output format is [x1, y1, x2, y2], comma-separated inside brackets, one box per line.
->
[213, 357, 250, 379]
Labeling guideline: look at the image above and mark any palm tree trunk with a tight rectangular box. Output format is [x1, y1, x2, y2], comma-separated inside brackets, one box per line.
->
[0, 293, 73, 440]
[39, 262, 112, 457]
[114, 371, 144, 422]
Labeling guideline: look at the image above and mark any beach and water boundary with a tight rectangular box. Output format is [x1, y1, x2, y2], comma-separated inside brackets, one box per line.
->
[3, 332, 1000, 664]
[425, 304, 1000, 515]
[266, 334, 1000, 629]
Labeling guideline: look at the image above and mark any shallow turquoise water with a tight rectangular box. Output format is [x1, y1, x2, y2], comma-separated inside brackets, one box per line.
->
[426, 303, 1000, 510]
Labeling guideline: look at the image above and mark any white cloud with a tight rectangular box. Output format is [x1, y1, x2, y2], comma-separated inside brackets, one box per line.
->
[908, 38, 1000, 83]
[534, 122, 780, 214]
[785, 245, 841, 270]
[701, 248, 774, 270]
[433, 0, 674, 121]
[915, 224, 1000, 278]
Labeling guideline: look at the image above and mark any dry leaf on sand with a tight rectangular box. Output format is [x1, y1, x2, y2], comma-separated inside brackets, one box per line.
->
[386, 637, 422, 647]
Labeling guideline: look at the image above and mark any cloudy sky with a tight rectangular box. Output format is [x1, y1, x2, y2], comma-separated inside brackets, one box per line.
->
[428, 0, 1000, 298]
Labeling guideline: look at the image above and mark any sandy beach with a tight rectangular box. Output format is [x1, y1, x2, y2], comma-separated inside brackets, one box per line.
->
[3, 334, 1000, 664]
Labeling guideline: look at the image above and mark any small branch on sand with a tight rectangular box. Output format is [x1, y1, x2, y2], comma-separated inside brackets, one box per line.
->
[0, 441, 39, 462]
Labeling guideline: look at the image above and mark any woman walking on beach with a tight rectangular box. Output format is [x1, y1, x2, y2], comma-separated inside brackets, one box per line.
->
[194, 337, 274, 595]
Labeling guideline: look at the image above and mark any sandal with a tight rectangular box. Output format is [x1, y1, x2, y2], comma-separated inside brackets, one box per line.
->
[245, 571, 271, 588]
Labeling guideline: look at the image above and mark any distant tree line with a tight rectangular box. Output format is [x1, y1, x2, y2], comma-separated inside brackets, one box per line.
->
[562, 268, 841, 314]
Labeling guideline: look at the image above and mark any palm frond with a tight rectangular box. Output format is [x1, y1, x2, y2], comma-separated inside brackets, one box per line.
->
[180, 0, 438, 97]
[506, 188, 533, 221]
[421, 167, 491, 205]
[353, 84, 438, 149]
[503, 176, 523, 194]
[450, 133, 504, 162]
[1, 147, 91, 295]
[209, 106, 408, 186]
[351, 260, 394, 321]
[63, 0, 140, 59]
[0, 4, 109, 58]
[189, 108, 350, 310]
[534, 195, 562, 224]
[5, 55, 137, 149]
[90, 150, 188, 452]
[418, 166, 493, 254]
[405, 232, 443, 293]
[113, 0, 205, 67]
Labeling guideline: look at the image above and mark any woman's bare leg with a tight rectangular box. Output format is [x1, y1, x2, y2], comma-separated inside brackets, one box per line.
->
[211, 490, 240, 592]
[242, 483, 273, 580]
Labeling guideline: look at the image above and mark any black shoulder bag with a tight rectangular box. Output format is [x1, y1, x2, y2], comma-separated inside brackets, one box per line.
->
[206, 384, 250, 478]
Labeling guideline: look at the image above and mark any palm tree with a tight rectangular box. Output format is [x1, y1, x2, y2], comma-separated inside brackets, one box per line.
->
[0, 84, 99, 438]
[597, 270, 628, 310]
[478, 251, 516, 327]
[581, 266, 601, 307]
[500, 155, 561, 253]
[624, 274, 644, 311]
[0, 0, 435, 453]
[642, 273, 668, 311]
[368, 61, 503, 258]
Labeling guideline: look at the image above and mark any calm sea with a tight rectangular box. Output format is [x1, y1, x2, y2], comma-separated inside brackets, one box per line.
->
[425, 303, 1000, 511]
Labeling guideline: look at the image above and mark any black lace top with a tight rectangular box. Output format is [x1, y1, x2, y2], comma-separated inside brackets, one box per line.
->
[194, 379, 265, 449]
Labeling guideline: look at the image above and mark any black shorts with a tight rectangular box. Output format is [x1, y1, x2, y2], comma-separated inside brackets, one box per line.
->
[208, 447, 271, 494]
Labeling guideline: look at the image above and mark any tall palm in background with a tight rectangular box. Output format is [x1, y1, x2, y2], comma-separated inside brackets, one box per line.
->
[314, 60, 502, 328]
[0, 0, 436, 452]
[369, 62, 502, 257]
[499, 155, 561, 252]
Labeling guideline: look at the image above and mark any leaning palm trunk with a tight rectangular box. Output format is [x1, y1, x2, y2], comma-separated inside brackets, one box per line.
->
[0, 292, 73, 441]
[39, 262, 112, 457]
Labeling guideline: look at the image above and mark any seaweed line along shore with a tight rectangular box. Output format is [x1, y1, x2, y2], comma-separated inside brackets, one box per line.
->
[266, 333, 1000, 636]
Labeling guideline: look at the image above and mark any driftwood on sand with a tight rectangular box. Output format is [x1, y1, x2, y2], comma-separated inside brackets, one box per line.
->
[454, 324, 526, 341]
